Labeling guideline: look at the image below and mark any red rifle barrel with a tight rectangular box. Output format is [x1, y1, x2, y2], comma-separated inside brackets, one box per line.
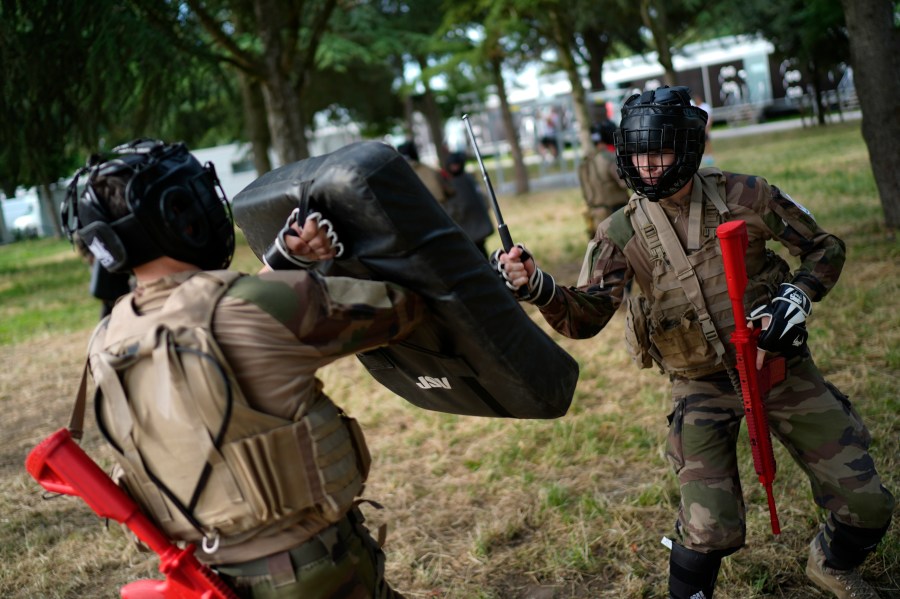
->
[26, 428, 238, 598]
[716, 221, 781, 535]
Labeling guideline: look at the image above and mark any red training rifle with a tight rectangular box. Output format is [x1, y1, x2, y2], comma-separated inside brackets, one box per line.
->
[717, 220, 783, 535]
[25, 428, 238, 599]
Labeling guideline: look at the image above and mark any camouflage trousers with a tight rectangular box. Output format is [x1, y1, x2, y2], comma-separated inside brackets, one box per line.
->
[216, 510, 404, 599]
[665, 354, 895, 554]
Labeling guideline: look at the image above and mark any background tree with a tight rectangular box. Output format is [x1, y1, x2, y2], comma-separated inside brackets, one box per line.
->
[0, 0, 235, 240]
[840, 0, 900, 232]
[721, 0, 849, 125]
[135, 0, 341, 164]
[363, 0, 463, 168]
[629, 0, 703, 87]
[574, 1, 645, 98]
[309, 6, 407, 139]
[636, 0, 675, 86]
[441, 0, 540, 195]
[540, 5, 595, 153]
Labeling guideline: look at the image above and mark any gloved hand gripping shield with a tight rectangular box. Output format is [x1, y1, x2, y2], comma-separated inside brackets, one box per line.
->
[263, 207, 345, 270]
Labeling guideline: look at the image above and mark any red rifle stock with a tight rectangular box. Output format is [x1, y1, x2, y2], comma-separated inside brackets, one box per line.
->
[25, 428, 238, 599]
[716, 221, 781, 535]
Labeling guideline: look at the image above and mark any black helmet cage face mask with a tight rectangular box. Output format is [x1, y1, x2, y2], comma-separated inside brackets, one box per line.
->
[61, 140, 235, 273]
[614, 86, 707, 201]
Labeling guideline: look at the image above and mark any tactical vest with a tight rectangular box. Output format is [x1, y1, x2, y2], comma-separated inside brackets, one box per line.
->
[86, 271, 370, 554]
[579, 150, 626, 211]
[621, 170, 790, 379]
[579, 150, 628, 235]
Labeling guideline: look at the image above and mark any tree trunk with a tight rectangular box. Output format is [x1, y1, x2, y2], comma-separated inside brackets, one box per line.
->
[402, 93, 415, 139]
[259, 60, 309, 163]
[251, 0, 334, 165]
[582, 26, 609, 93]
[640, 0, 677, 86]
[840, 0, 900, 231]
[549, 11, 593, 155]
[238, 72, 272, 175]
[416, 57, 450, 169]
[491, 57, 529, 196]
[0, 202, 9, 243]
[39, 183, 63, 238]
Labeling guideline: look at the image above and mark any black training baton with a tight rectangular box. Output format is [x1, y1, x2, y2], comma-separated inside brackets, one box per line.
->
[462, 114, 522, 254]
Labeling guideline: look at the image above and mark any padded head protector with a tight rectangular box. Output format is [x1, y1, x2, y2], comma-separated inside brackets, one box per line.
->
[396, 141, 420, 162]
[61, 139, 234, 273]
[590, 120, 617, 146]
[614, 86, 707, 201]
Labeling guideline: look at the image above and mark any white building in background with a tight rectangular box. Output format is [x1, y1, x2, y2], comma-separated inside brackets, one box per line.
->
[600, 35, 778, 110]
[0, 188, 43, 239]
[192, 119, 366, 201]
[191, 143, 262, 202]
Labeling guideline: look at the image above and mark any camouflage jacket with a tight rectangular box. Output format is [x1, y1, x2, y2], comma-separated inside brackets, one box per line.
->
[125, 269, 425, 420]
[539, 168, 846, 340]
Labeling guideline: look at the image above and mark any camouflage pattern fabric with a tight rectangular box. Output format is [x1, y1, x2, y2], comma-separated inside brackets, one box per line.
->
[541, 169, 847, 341]
[577, 147, 629, 237]
[218, 511, 404, 599]
[533, 168, 893, 570]
[666, 354, 895, 553]
[115, 269, 425, 566]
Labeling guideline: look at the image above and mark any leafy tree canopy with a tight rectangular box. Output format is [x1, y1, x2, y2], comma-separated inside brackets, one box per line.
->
[0, 0, 242, 195]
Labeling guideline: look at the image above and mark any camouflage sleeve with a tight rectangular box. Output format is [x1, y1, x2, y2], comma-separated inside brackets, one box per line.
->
[538, 226, 628, 339]
[231, 271, 426, 357]
[758, 184, 846, 300]
[310, 274, 427, 354]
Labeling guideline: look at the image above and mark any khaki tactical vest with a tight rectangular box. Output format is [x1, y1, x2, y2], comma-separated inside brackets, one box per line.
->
[579, 149, 626, 211]
[621, 170, 790, 379]
[578, 149, 628, 235]
[87, 271, 371, 554]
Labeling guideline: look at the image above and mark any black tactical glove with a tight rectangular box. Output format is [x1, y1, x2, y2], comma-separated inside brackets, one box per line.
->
[263, 208, 344, 270]
[489, 244, 555, 306]
[748, 283, 811, 355]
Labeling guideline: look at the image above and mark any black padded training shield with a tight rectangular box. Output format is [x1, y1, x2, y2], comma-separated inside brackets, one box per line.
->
[232, 141, 577, 419]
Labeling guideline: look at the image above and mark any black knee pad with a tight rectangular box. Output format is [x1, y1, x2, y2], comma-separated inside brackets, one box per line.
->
[669, 544, 734, 599]
[821, 516, 892, 570]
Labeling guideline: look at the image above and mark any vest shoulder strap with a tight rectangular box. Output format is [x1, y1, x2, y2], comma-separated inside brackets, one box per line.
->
[642, 200, 728, 362]
[630, 197, 665, 265]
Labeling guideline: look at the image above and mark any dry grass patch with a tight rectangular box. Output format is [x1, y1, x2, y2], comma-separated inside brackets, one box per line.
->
[2, 122, 898, 598]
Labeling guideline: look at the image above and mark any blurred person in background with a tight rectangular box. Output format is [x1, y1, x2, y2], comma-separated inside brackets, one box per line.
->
[444, 151, 493, 257]
[396, 140, 455, 208]
[578, 119, 629, 238]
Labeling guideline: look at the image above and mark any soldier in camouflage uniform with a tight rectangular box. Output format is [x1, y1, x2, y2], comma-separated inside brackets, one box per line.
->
[495, 88, 894, 598]
[578, 120, 629, 238]
[61, 140, 426, 598]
